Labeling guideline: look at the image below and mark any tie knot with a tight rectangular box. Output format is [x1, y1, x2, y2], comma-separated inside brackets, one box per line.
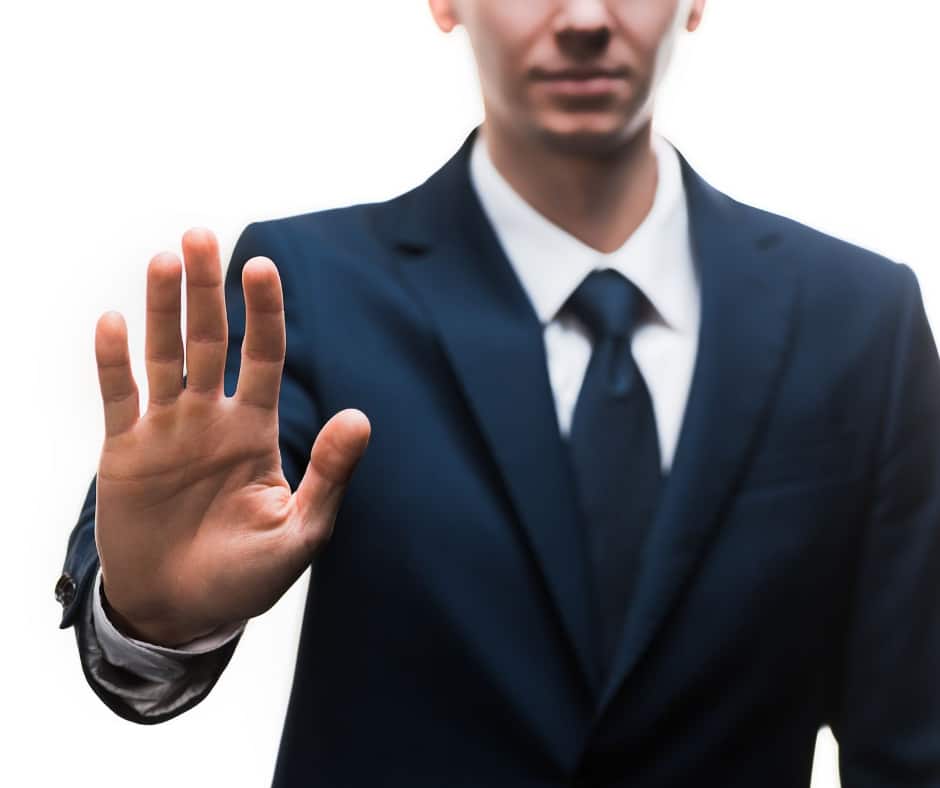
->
[564, 269, 643, 340]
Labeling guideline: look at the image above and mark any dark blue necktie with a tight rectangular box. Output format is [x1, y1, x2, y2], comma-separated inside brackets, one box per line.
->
[564, 268, 664, 677]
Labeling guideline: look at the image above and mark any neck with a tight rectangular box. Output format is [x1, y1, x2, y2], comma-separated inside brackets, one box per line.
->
[480, 117, 659, 254]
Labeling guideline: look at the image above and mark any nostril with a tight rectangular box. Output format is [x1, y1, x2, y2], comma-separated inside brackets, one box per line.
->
[556, 27, 612, 60]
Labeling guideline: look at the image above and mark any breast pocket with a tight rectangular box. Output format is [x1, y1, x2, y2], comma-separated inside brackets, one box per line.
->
[735, 430, 865, 499]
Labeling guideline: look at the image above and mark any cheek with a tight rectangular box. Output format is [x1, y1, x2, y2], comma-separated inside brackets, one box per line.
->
[468, 5, 546, 95]
[612, 0, 687, 84]
[613, 0, 684, 57]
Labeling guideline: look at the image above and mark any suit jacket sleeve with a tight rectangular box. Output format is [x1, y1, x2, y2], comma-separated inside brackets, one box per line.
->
[833, 262, 940, 784]
[57, 221, 322, 723]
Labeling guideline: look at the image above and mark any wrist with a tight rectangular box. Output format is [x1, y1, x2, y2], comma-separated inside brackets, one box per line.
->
[99, 579, 210, 648]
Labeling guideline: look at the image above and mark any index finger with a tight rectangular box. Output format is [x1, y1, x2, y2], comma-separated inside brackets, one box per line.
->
[234, 256, 286, 410]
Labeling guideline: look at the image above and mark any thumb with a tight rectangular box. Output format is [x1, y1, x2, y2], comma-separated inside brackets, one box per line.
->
[292, 408, 371, 544]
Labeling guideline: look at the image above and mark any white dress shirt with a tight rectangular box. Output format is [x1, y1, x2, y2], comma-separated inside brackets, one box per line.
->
[471, 129, 700, 461]
[89, 129, 702, 697]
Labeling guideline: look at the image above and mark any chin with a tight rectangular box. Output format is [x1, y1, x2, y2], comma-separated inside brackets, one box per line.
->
[531, 110, 648, 158]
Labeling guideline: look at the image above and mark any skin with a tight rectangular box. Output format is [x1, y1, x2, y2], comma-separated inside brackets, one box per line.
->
[428, 0, 706, 252]
[95, 235, 371, 646]
[94, 0, 704, 646]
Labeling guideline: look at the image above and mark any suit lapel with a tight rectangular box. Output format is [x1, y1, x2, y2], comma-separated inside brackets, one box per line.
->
[594, 152, 805, 716]
[382, 131, 804, 712]
[389, 132, 602, 694]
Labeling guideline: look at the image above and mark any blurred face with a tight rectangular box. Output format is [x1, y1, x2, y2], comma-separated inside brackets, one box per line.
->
[430, 0, 704, 155]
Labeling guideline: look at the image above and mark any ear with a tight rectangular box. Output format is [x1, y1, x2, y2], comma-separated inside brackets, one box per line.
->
[428, 0, 459, 33]
[686, 0, 707, 33]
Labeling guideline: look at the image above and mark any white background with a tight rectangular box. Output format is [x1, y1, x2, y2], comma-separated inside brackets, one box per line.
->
[3, 1, 938, 785]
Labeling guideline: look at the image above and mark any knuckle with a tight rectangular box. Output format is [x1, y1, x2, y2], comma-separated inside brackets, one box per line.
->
[105, 387, 138, 404]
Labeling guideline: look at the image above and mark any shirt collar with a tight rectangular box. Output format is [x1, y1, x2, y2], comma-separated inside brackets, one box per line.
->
[468, 129, 698, 334]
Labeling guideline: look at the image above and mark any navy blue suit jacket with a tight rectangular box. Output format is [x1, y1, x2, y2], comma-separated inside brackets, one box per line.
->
[60, 130, 940, 786]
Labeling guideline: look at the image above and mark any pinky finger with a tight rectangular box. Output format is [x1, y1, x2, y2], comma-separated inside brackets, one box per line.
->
[95, 311, 140, 437]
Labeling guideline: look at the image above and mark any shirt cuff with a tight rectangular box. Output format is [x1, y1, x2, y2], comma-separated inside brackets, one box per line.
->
[92, 568, 246, 683]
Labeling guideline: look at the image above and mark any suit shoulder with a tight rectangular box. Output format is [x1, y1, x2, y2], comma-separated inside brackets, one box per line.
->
[727, 195, 916, 308]
[236, 197, 399, 266]
[738, 197, 898, 270]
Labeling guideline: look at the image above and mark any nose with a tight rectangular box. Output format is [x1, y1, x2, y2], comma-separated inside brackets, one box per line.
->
[554, 0, 612, 61]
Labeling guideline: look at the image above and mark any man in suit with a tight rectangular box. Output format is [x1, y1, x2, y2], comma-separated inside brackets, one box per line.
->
[57, 0, 940, 785]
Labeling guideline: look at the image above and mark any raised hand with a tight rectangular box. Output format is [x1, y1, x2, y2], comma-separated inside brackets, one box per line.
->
[93, 228, 370, 647]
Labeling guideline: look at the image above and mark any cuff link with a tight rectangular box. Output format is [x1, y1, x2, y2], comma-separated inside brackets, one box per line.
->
[55, 572, 77, 608]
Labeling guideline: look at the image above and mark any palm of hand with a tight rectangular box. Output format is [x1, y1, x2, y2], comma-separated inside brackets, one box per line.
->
[92, 228, 369, 646]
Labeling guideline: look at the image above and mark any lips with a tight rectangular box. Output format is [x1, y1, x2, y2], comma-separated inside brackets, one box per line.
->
[531, 66, 630, 82]
[531, 66, 629, 100]
[530, 66, 630, 100]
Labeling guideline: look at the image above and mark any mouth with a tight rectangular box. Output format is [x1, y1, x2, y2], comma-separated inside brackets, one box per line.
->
[530, 66, 630, 97]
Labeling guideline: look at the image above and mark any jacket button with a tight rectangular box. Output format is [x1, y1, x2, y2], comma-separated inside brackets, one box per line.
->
[55, 572, 77, 608]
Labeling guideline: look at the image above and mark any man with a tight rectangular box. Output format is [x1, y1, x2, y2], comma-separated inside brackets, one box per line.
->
[57, 0, 940, 785]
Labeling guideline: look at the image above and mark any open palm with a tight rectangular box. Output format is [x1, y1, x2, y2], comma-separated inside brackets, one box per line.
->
[93, 228, 370, 647]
